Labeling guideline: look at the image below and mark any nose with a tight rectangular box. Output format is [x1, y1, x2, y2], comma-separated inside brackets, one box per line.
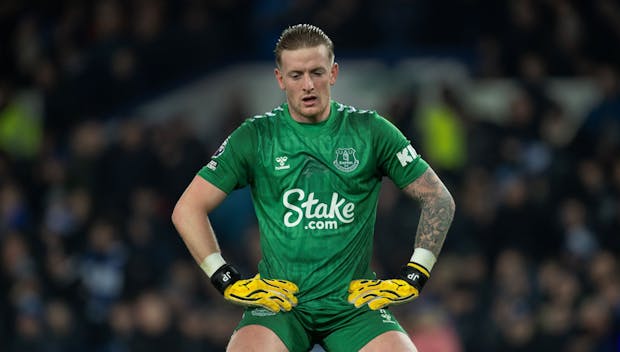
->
[302, 73, 314, 91]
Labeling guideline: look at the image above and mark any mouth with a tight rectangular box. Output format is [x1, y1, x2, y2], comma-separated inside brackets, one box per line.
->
[302, 95, 318, 106]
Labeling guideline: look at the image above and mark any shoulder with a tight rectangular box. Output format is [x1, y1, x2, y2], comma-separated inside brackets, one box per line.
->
[333, 102, 382, 130]
[334, 101, 378, 119]
[334, 101, 394, 131]
[247, 105, 286, 125]
[232, 104, 284, 137]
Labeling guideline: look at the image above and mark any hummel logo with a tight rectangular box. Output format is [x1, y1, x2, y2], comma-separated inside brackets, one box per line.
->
[275, 156, 290, 170]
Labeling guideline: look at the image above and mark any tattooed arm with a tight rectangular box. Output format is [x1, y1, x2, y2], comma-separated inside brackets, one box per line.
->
[346, 166, 454, 310]
[403, 167, 456, 258]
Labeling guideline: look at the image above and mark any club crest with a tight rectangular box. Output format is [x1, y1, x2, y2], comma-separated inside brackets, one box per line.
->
[333, 147, 359, 172]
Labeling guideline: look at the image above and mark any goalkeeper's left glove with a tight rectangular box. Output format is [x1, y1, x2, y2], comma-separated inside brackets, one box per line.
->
[348, 262, 430, 310]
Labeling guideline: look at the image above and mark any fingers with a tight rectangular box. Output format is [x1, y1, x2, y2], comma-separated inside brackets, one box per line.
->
[348, 279, 420, 309]
[263, 286, 298, 312]
[347, 280, 381, 308]
[349, 291, 379, 308]
[270, 294, 294, 312]
[263, 278, 299, 294]
[348, 279, 378, 293]
[259, 298, 282, 313]
[367, 297, 391, 310]
[224, 277, 299, 312]
[262, 278, 299, 311]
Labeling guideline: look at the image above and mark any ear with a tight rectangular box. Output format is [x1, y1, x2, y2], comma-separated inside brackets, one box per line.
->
[274, 68, 285, 90]
[330, 62, 339, 86]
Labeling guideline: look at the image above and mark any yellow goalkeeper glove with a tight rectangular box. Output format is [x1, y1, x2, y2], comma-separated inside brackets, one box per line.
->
[211, 264, 298, 312]
[348, 262, 430, 310]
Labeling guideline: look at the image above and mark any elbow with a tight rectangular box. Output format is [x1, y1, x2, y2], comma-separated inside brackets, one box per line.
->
[439, 185, 456, 218]
[171, 196, 211, 235]
[171, 200, 185, 231]
[446, 192, 456, 223]
[447, 188, 455, 210]
[450, 195, 456, 218]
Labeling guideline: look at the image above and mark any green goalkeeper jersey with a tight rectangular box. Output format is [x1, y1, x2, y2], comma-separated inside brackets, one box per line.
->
[198, 101, 428, 310]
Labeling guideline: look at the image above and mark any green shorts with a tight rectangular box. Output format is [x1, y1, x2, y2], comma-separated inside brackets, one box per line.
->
[235, 304, 407, 352]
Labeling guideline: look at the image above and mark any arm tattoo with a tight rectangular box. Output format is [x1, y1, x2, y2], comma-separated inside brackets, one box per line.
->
[403, 167, 455, 258]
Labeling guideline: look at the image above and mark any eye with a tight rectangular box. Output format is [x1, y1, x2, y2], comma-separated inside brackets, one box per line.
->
[289, 72, 301, 79]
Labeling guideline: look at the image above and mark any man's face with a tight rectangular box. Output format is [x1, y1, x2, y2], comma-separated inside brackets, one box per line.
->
[275, 45, 338, 122]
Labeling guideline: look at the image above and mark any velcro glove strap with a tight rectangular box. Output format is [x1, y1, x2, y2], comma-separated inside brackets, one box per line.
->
[210, 264, 242, 295]
[224, 274, 299, 312]
[400, 262, 430, 292]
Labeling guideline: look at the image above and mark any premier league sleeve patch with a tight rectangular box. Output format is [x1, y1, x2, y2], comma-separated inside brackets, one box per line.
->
[212, 136, 230, 158]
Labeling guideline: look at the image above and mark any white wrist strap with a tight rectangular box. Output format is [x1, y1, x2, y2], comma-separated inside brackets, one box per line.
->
[410, 248, 437, 271]
[200, 252, 227, 277]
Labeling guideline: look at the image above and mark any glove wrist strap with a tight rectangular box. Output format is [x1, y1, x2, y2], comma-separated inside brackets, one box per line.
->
[400, 262, 430, 292]
[210, 264, 241, 295]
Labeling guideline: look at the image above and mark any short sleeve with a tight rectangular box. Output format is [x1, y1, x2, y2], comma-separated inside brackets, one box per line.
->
[372, 113, 429, 189]
[197, 120, 256, 193]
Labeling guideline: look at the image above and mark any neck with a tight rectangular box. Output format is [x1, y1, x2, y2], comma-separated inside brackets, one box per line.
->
[289, 103, 331, 124]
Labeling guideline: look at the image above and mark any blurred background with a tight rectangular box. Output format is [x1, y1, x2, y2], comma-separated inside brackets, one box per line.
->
[1, 0, 620, 351]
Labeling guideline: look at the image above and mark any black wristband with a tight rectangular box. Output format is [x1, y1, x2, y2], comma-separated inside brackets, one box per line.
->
[210, 264, 242, 295]
[400, 262, 430, 292]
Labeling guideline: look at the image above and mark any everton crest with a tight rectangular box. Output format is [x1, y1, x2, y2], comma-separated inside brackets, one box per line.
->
[333, 147, 359, 172]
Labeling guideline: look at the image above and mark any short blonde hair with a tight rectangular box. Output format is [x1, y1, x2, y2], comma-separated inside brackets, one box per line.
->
[274, 24, 334, 68]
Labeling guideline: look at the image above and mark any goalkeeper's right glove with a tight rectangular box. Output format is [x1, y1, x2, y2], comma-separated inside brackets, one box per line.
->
[211, 264, 299, 312]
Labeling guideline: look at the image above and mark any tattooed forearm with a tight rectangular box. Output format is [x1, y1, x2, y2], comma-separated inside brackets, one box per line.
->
[403, 167, 455, 258]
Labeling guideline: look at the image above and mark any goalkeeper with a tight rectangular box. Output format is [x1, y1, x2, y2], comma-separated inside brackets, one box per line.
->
[172, 24, 455, 352]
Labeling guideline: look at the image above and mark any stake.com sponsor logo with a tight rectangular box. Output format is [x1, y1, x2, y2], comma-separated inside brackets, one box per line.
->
[282, 188, 354, 230]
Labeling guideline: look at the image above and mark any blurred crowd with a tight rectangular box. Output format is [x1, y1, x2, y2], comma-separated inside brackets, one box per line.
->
[2, 0, 620, 130]
[1, 0, 620, 351]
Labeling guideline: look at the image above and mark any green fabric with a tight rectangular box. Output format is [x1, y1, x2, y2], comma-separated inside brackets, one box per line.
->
[198, 100, 428, 311]
[236, 306, 406, 352]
